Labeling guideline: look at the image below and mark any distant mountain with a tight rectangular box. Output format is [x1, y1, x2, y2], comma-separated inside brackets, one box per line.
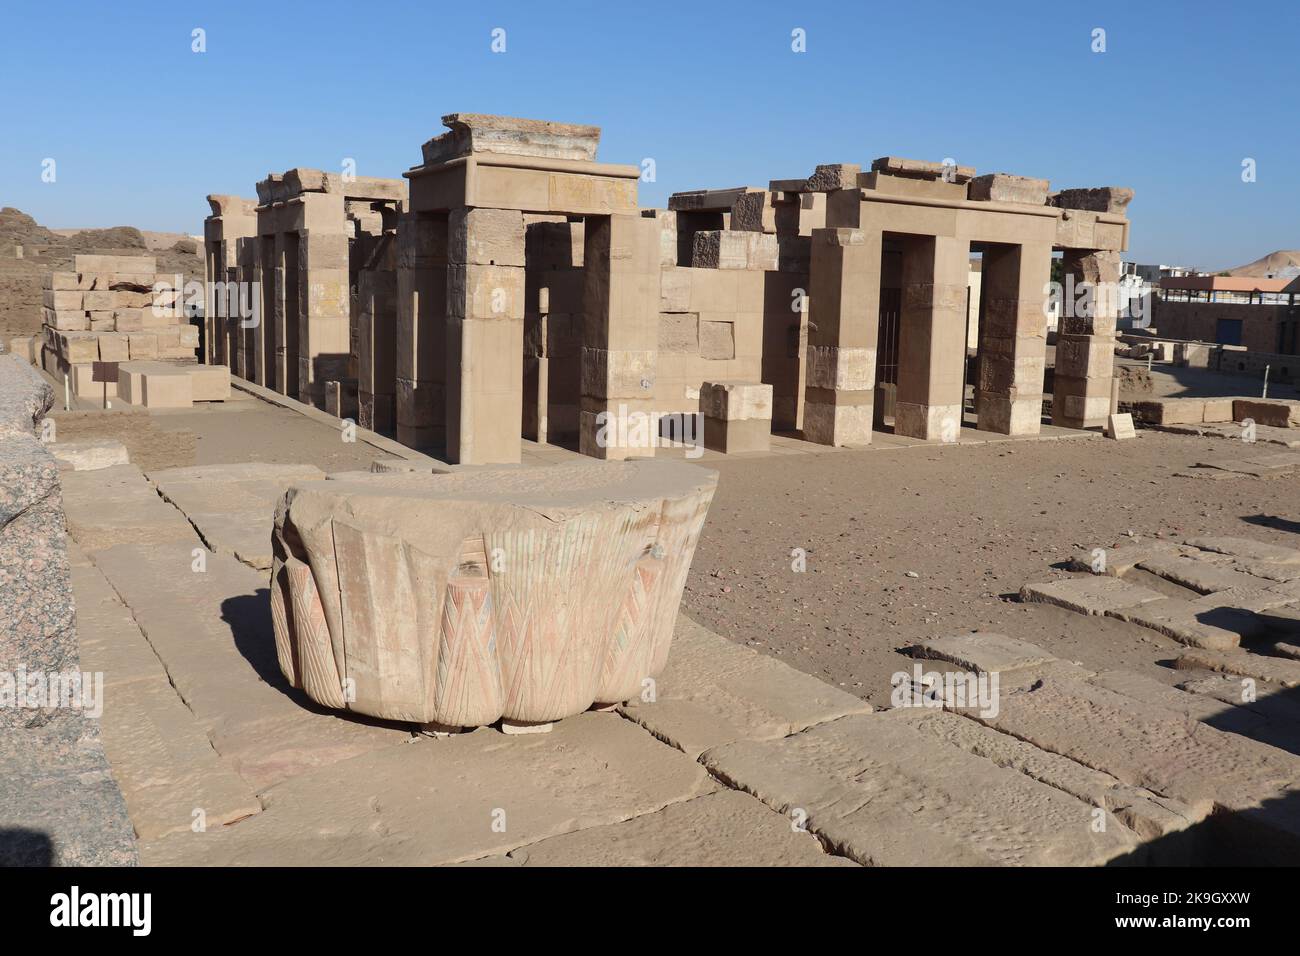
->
[1217, 250, 1300, 278]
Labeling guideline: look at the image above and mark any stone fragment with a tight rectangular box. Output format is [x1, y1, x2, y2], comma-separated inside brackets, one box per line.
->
[906, 632, 1055, 673]
[1233, 399, 1300, 428]
[1105, 412, 1135, 439]
[1051, 187, 1134, 214]
[1020, 576, 1164, 615]
[1137, 553, 1269, 594]
[1174, 647, 1300, 688]
[1184, 537, 1300, 565]
[968, 173, 1050, 205]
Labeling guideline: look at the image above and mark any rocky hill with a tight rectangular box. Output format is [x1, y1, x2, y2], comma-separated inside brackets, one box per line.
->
[0, 207, 203, 342]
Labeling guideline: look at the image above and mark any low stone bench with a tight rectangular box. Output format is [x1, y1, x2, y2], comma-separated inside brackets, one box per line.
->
[270, 459, 717, 730]
[700, 381, 773, 454]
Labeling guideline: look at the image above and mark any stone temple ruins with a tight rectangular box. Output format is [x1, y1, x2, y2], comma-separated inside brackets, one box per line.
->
[10, 108, 1300, 873]
[204, 113, 1132, 464]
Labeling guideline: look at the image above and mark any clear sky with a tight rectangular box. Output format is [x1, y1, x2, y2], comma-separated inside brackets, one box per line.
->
[2, 0, 1296, 270]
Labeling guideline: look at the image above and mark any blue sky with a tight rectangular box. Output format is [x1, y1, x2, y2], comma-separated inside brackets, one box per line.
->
[2, 0, 1296, 270]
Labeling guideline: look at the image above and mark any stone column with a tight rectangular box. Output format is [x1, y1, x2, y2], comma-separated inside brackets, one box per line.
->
[896, 235, 971, 441]
[976, 241, 1051, 435]
[272, 231, 292, 395]
[579, 214, 660, 460]
[1053, 249, 1119, 429]
[255, 236, 275, 388]
[296, 191, 350, 407]
[444, 207, 527, 465]
[235, 237, 256, 381]
[358, 235, 397, 433]
[802, 227, 878, 445]
[395, 213, 447, 451]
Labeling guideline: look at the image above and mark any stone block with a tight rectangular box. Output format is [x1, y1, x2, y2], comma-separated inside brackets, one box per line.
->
[1105, 412, 1135, 439]
[699, 318, 735, 359]
[1201, 398, 1235, 423]
[968, 173, 1050, 205]
[699, 380, 773, 421]
[74, 254, 156, 274]
[1233, 399, 1300, 428]
[189, 364, 231, 401]
[1127, 398, 1205, 426]
[271, 460, 716, 727]
[1051, 187, 1134, 215]
[1019, 576, 1165, 616]
[43, 290, 82, 311]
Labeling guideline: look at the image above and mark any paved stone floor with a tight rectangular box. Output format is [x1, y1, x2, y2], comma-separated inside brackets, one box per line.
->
[59, 455, 1300, 865]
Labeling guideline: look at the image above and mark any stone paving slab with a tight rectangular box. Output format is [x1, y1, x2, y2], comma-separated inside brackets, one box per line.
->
[139, 713, 717, 866]
[88, 540, 413, 792]
[699, 711, 1145, 866]
[618, 615, 871, 758]
[1019, 575, 1165, 616]
[887, 707, 1199, 847]
[147, 462, 326, 570]
[1067, 539, 1180, 577]
[1137, 553, 1269, 595]
[506, 790, 856, 866]
[964, 663, 1300, 817]
[1108, 598, 1251, 650]
[904, 632, 1056, 673]
[1185, 536, 1300, 566]
[61, 463, 196, 553]
[1174, 647, 1300, 688]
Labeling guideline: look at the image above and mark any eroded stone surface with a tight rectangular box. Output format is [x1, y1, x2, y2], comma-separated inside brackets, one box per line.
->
[1020, 576, 1164, 615]
[148, 462, 326, 570]
[508, 790, 856, 866]
[618, 615, 870, 758]
[700, 712, 1144, 866]
[272, 460, 716, 726]
[140, 712, 715, 866]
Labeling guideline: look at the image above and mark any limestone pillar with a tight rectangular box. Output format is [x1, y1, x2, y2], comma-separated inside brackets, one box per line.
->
[976, 241, 1051, 435]
[395, 213, 447, 451]
[444, 207, 527, 465]
[295, 191, 350, 407]
[802, 227, 878, 445]
[896, 235, 971, 441]
[358, 235, 397, 433]
[1053, 249, 1119, 429]
[579, 214, 660, 460]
